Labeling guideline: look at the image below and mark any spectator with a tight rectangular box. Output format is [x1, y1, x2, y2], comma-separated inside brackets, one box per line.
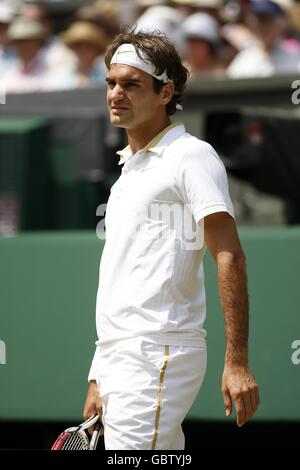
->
[220, 22, 257, 67]
[3, 16, 51, 93]
[227, 0, 300, 77]
[136, 0, 170, 18]
[46, 21, 110, 90]
[287, 0, 300, 37]
[182, 12, 225, 77]
[73, 4, 120, 40]
[221, 0, 252, 24]
[0, 2, 17, 74]
[93, 0, 121, 32]
[19, 1, 76, 68]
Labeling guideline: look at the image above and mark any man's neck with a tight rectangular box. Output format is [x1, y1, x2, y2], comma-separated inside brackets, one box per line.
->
[127, 117, 171, 155]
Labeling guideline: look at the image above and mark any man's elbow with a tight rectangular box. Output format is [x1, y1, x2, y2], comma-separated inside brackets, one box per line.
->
[216, 247, 246, 268]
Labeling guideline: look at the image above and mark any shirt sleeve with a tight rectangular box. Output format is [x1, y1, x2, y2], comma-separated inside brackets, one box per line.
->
[87, 347, 100, 382]
[176, 139, 235, 223]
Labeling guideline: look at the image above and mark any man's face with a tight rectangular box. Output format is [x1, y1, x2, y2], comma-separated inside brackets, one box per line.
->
[71, 42, 101, 67]
[12, 39, 43, 62]
[0, 22, 9, 46]
[186, 37, 212, 69]
[106, 63, 168, 130]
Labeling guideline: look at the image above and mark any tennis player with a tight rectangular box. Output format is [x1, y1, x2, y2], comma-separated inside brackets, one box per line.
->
[83, 31, 260, 450]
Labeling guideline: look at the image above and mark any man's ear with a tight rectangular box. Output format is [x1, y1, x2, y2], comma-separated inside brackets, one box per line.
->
[161, 82, 175, 106]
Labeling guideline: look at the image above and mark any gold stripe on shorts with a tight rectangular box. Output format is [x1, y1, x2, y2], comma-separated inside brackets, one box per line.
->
[151, 345, 170, 450]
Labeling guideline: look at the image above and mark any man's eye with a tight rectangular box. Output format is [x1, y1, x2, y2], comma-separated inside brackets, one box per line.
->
[125, 83, 137, 88]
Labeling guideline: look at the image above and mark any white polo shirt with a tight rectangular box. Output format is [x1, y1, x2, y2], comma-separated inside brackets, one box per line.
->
[88, 123, 234, 380]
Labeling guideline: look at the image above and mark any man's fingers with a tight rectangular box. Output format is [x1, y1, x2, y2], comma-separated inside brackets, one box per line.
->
[239, 392, 253, 426]
[83, 381, 103, 435]
[236, 386, 260, 426]
[250, 387, 259, 415]
[255, 386, 260, 407]
[235, 396, 246, 427]
[223, 369, 260, 427]
[87, 424, 95, 436]
[246, 384, 261, 423]
[87, 415, 103, 435]
[222, 387, 232, 417]
[97, 405, 103, 419]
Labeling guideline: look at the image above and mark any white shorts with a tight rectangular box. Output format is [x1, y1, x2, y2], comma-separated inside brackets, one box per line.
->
[95, 338, 207, 450]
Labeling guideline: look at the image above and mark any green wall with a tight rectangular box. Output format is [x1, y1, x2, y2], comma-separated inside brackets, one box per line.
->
[0, 228, 299, 422]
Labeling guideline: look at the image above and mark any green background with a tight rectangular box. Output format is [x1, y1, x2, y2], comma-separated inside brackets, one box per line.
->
[0, 228, 299, 422]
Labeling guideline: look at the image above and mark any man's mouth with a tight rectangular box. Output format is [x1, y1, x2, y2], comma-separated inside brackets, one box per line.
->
[111, 106, 129, 111]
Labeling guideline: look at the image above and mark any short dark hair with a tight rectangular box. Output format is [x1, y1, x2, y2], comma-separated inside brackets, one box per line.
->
[105, 30, 189, 116]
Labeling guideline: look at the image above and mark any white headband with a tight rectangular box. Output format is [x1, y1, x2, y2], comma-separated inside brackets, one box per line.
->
[110, 43, 169, 83]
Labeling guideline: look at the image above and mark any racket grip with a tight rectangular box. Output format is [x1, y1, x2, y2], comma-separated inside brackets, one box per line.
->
[90, 421, 102, 450]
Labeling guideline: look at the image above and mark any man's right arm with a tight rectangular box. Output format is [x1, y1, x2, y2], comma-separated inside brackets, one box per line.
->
[83, 380, 103, 433]
[204, 211, 260, 426]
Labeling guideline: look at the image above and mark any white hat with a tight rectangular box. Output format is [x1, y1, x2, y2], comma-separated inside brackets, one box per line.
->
[172, 0, 223, 8]
[7, 16, 47, 41]
[136, 6, 185, 52]
[0, 3, 15, 23]
[273, 0, 294, 9]
[136, 0, 166, 6]
[136, 5, 184, 30]
[182, 12, 220, 44]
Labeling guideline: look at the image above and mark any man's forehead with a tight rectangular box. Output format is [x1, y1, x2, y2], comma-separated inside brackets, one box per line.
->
[107, 63, 150, 81]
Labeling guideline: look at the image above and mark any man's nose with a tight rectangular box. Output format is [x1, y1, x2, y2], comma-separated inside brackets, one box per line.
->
[110, 84, 125, 100]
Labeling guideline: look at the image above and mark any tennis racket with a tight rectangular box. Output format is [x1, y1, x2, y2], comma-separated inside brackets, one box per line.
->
[51, 415, 102, 450]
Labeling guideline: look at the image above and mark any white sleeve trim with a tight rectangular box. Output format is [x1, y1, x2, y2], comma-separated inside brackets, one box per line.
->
[194, 203, 235, 224]
[87, 346, 100, 382]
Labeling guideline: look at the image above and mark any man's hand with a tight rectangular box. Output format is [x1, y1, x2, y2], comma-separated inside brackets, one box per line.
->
[222, 365, 260, 427]
[83, 380, 103, 435]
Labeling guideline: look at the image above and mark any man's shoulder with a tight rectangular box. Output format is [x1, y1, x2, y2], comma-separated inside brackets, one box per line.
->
[164, 132, 223, 177]
[167, 130, 213, 155]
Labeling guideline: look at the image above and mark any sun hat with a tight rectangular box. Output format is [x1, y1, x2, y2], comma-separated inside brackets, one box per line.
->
[61, 21, 109, 52]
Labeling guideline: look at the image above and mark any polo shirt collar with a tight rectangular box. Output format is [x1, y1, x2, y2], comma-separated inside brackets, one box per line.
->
[116, 122, 185, 166]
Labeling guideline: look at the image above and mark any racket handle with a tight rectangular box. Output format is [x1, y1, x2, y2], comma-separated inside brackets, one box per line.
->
[90, 421, 102, 450]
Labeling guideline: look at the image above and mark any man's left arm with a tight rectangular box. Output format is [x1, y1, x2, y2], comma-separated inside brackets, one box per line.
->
[204, 211, 260, 427]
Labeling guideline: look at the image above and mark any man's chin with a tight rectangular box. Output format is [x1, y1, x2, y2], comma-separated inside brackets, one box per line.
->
[110, 117, 131, 128]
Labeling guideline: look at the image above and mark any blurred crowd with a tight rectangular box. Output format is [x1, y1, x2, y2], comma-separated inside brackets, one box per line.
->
[1, 0, 300, 93]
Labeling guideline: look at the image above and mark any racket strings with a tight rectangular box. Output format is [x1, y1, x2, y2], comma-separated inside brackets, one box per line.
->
[61, 431, 89, 450]
[51, 416, 101, 450]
